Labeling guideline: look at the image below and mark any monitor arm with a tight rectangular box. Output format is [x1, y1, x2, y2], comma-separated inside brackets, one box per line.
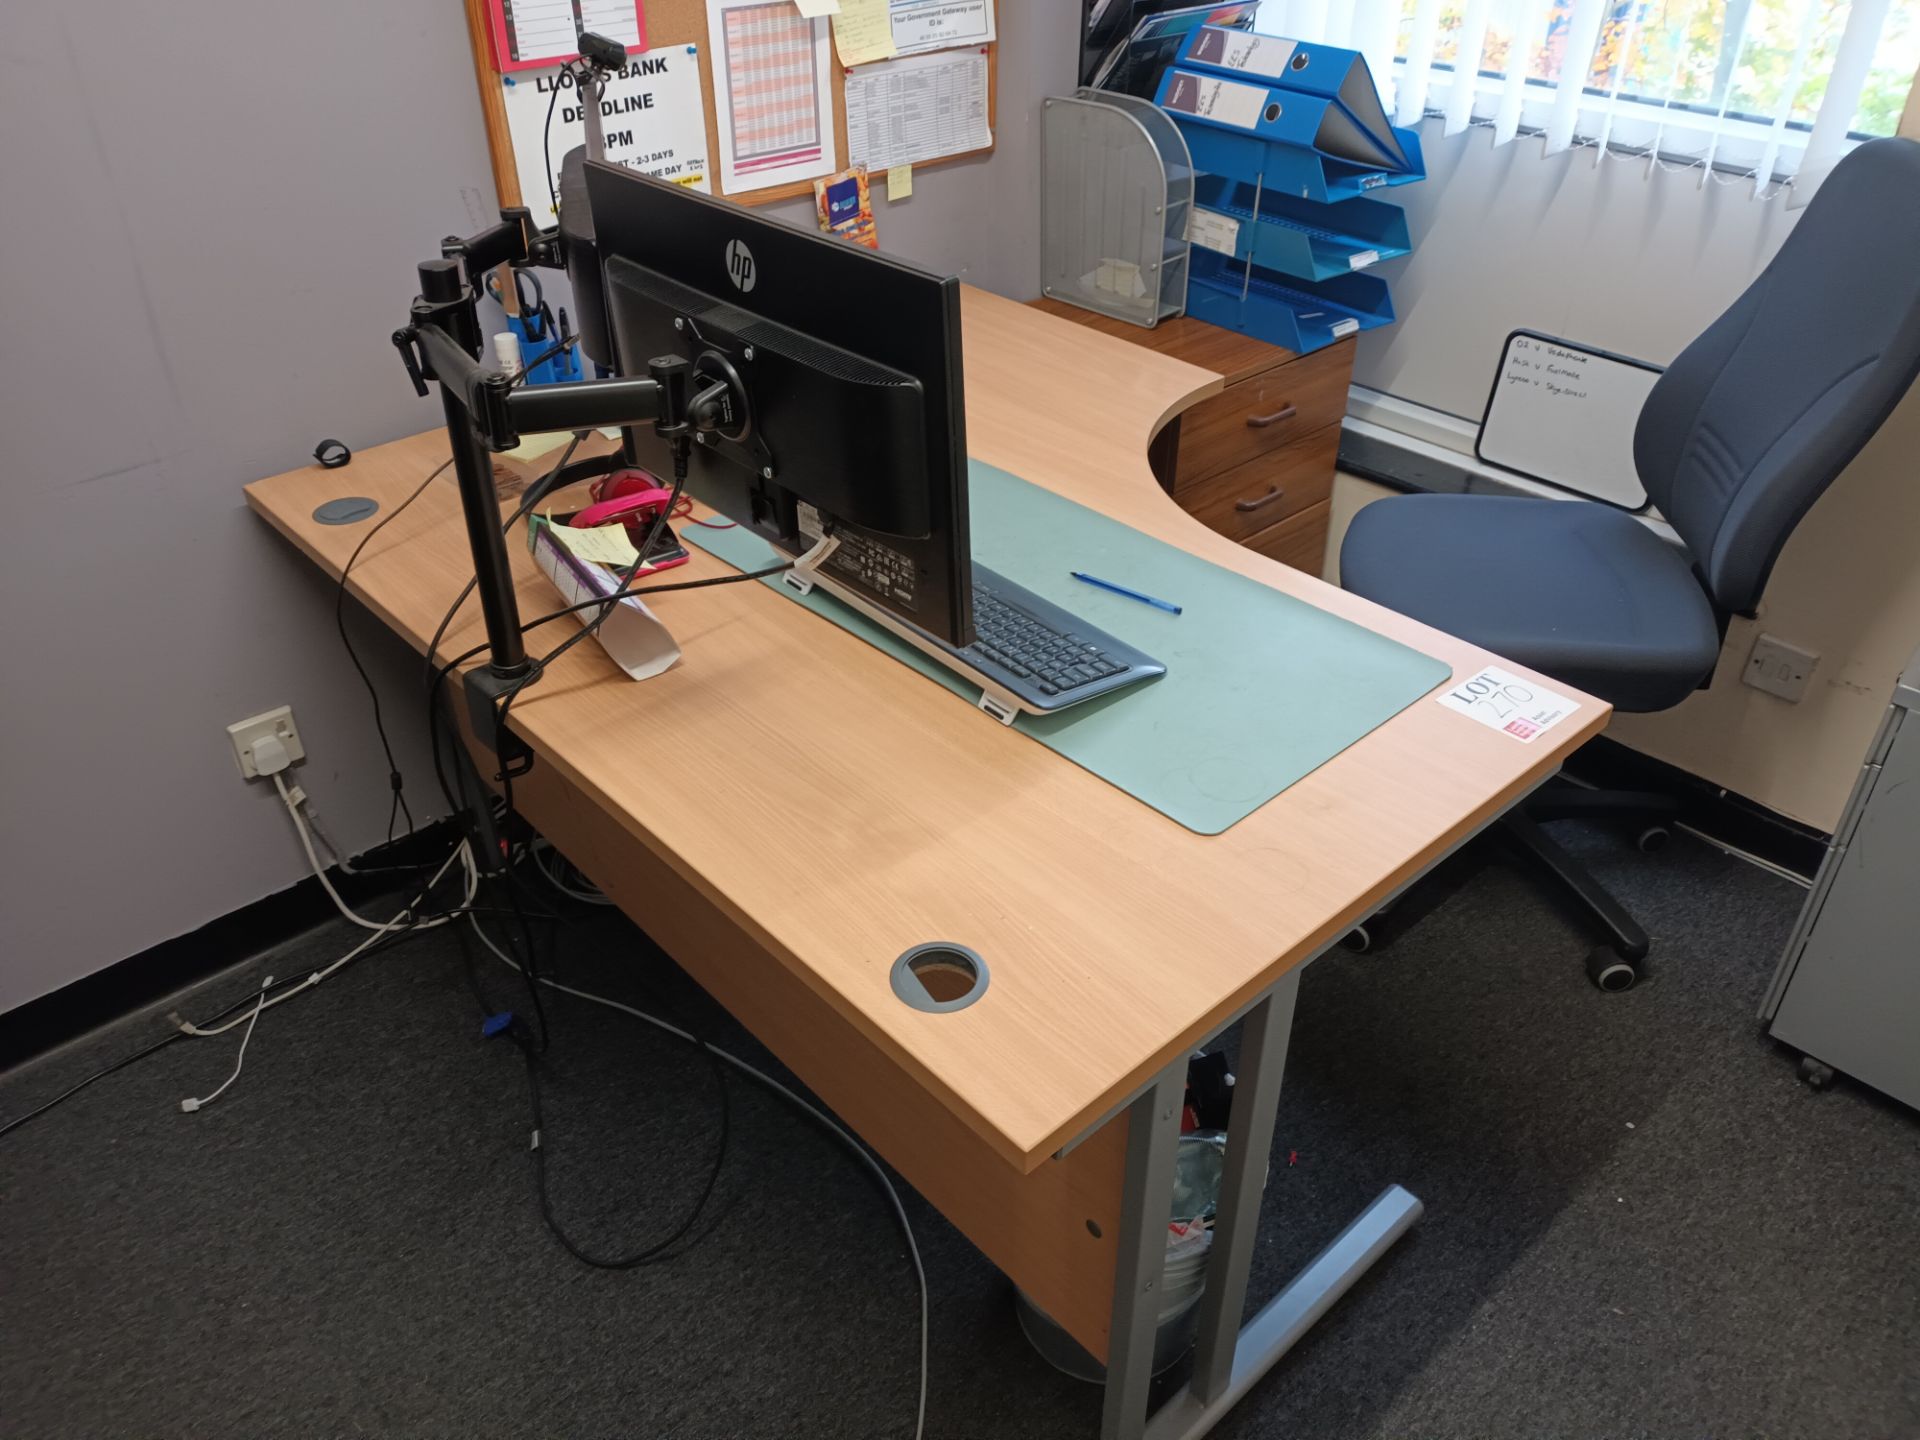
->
[390, 250, 733, 767]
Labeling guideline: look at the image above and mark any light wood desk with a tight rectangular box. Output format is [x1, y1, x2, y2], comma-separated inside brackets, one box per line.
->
[247, 287, 1607, 1440]
[1029, 299, 1357, 573]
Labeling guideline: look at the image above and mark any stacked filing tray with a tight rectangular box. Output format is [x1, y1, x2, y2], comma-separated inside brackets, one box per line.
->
[1153, 25, 1423, 354]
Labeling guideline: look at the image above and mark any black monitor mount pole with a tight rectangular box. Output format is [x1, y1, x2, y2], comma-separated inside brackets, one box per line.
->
[390, 209, 731, 765]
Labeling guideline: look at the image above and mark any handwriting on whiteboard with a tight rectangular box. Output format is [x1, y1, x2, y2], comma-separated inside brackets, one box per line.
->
[1503, 334, 1591, 402]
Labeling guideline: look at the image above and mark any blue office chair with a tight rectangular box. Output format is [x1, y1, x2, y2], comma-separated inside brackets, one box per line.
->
[1341, 137, 1920, 991]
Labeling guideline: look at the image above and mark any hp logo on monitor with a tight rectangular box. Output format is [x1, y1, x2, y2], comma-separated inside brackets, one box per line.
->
[725, 239, 756, 293]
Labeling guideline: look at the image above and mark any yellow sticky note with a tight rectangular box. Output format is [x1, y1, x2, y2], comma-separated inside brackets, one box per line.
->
[548, 520, 639, 568]
[505, 430, 576, 463]
[795, 0, 840, 14]
[887, 164, 913, 200]
[833, 0, 896, 66]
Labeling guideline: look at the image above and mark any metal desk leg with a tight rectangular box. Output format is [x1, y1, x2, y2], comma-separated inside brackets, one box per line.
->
[1146, 1186, 1423, 1439]
[1188, 973, 1300, 1402]
[1101, 969, 1425, 1440]
[1100, 1057, 1188, 1440]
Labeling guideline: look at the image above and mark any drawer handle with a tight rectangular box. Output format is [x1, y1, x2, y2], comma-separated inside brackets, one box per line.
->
[1245, 404, 1298, 429]
[1235, 485, 1286, 514]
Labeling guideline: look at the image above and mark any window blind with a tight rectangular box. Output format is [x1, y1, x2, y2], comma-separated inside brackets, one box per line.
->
[1252, 0, 1913, 202]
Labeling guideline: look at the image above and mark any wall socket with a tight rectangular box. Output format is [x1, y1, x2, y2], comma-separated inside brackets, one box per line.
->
[1743, 634, 1818, 703]
[227, 705, 306, 778]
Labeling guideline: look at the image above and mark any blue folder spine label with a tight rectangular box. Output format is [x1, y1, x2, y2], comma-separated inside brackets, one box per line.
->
[1161, 71, 1269, 129]
[1189, 26, 1297, 78]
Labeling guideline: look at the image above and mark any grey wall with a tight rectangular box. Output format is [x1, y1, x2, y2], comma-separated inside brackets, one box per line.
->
[0, 2, 1076, 1016]
[1352, 121, 1800, 417]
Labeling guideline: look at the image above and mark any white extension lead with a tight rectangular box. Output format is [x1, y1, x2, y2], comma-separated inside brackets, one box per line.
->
[270, 772, 468, 933]
[179, 975, 273, 1112]
[170, 841, 473, 1056]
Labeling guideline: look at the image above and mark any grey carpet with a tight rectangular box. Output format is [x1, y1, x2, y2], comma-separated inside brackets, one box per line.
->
[3, 823, 1917, 1439]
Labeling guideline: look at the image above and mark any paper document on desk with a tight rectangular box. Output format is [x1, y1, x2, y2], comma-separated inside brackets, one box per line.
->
[527, 518, 681, 680]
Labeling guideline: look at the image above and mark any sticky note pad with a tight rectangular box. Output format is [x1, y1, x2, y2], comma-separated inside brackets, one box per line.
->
[795, 0, 839, 14]
[833, 0, 896, 65]
[547, 521, 640, 567]
[887, 164, 913, 200]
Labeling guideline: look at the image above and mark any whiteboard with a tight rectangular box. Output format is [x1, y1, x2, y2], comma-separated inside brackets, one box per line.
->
[1476, 330, 1662, 509]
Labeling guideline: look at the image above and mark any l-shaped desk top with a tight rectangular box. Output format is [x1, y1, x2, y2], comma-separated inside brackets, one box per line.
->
[246, 286, 1608, 1175]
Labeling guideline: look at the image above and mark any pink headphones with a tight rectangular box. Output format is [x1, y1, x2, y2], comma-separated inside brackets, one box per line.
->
[571, 469, 674, 540]
[564, 468, 691, 574]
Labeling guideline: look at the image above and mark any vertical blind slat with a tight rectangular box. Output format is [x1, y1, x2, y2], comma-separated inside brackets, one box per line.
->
[1246, 0, 1893, 200]
[1543, 0, 1610, 153]
[1443, 0, 1498, 135]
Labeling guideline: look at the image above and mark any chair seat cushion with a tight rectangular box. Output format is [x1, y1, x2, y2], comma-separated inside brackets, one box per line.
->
[1340, 494, 1722, 712]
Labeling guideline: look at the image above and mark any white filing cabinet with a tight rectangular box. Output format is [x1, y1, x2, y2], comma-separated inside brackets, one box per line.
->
[1762, 649, 1920, 1109]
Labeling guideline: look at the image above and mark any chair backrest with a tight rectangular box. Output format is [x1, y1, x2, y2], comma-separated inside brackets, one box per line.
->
[1633, 137, 1920, 616]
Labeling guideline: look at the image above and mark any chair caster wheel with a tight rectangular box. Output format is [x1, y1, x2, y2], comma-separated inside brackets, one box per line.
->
[1586, 946, 1639, 992]
[1798, 1057, 1835, 1090]
[1340, 924, 1372, 954]
[1636, 825, 1672, 853]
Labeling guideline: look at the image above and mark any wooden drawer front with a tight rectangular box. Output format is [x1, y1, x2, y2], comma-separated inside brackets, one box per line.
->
[1244, 499, 1332, 574]
[1173, 345, 1352, 489]
[1177, 423, 1338, 542]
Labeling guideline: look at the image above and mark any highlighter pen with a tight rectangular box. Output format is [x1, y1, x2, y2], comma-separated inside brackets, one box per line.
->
[1070, 571, 1183, 615]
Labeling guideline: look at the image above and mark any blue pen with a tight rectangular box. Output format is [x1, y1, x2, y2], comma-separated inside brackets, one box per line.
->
[1070, 571, 1183, 615]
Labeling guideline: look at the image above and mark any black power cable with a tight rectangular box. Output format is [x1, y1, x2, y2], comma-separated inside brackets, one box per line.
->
[0, 854, 481, 1141]
[335, 457, 453, 844]
[483, 457, 692, 851]
[542, 69, 567, 217]
[418, 431, 600, 1047]
[511, 1008, 731, 1270]
[471, 470, 691, 1048]
[0, 1034, 186, 1141]
[423, 559, 799, 738]
[421, 459, 793, 1271]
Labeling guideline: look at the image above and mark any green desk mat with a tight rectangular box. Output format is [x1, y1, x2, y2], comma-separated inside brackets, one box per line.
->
[683, 461, 1452, 835]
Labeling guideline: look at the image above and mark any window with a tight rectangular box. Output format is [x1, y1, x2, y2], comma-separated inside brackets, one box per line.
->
[1254, 0, 1917, 196]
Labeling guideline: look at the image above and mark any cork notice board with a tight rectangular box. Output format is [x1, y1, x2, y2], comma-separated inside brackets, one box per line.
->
[463, 0, 998, 209]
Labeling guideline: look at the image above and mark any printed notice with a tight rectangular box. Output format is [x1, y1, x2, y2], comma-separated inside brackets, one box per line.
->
[1186, 207, 1241, 255]
[492, 0, 645, 70]
[889, 0, 994, 56]
[502, 49, 711, 223]
[1436, 666, 1581, 743]
[1185, 26, 1295, 76]
[578, 0, 644, 45]
[1159, 71, 1268, 130]
[845, 48, 991, 170]
[709, 0, 838, 194]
